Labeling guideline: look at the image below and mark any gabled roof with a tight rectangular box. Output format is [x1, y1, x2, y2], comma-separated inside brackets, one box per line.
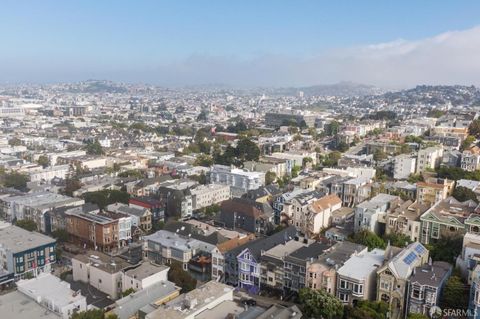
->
[309, 194, 342, 213]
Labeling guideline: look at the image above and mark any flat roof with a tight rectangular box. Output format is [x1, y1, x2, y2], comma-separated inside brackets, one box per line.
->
[0, 225, 55, 253]
[124, 262, 169, 281]
[0, 290, 61, 319]
[17, 273, 85, 308]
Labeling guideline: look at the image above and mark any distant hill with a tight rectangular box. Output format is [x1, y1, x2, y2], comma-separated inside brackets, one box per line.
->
[275, 81, 384, 97]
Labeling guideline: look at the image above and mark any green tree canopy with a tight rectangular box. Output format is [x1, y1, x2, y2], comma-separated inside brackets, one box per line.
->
[236, 138, 260, 162]
[3, 172, 29, 190]
[83, 190, 130, 209]
[469, 119, 480, 138]
[343, 300, 389, 319]
[299, 287, 344, 319]
[265, 171, 277, 185]
[167, 262, 197, 293]
[350, 230, 386, 251]
[85, 140, 104, 155]
[36, 155, 50, 168]
[15, 219, 37, 231]
[441, 275, 469, 310]
[452, 186, 479, 203]
[427, 235, 463, 263]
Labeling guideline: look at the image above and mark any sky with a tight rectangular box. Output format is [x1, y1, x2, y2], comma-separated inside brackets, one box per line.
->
[1, 1, 480, 88]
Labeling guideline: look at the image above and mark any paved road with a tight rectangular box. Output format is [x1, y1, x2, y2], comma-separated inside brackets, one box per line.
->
[234, 290, 295, 308]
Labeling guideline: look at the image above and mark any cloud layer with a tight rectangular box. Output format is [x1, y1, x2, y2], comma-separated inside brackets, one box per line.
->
[3, 25, 480, 88]
[143, 25, 480, 88]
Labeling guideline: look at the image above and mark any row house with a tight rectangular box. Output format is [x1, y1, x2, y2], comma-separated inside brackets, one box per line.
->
[223, 226, 296, 289]
[416, 178, 454, 207]
[336, 248, 389, 305]
[420, 197, 480, 245]
[306, 241, 367, 295]
[342, 177, 372, 207]
[65, 204, 121, 252]
[209, 164, 265, 193]
[284, 190, 325, 232]
[407, 261, 452, 317]
[462, 146, 480, 172]
[236, 226, 298, 294]
[416, 146, 444, 173]
[129, 196, 164, 222]
[283, 241, 333, 293]
[189, 183, 231, 211]
[107, 202, 152, 235]
[376, 242, 429, 319]
[304, 194, 342, 236]
[259, 239, 309, 293]
[354, 193, 400, 234]
[273, 188, 311, 224]
[219, 197, 274, 234]
[384, 200, 427, 242]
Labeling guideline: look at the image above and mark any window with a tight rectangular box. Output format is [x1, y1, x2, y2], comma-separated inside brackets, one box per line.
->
[340, 280, 347, 289]
[353, 284, 363, 295]
[380, 280, 390, 290]
[339, 293, 348, 302]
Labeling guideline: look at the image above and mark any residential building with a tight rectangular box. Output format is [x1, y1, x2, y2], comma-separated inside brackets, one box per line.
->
[336, 248, 386, 305]
[284, 190, 325, 232]
[469, 264, 480, 319]
[121, 262, 169, 292]
[0, 225, 56, 279]
[342, 176, 372, 207]
[260, 239, 310, 293]
[420, 197, 480, 245]
[273, 188, 311, 224]
[354, 193, 400, 234]
[376, 242, 429, 319]
[407, 261, 452, 317]
[303, 194, 342, 236]
[145, 281, 234, 319]
[72, 250, 132, 300]
[28, 164, 70, 182]
[129, 196, 164, 221]
[283, 241, 333, 293]
[416, 178, 454, 207]
[218, 197, 273, 234]
[223, 226, 296, 288]
[17, 273, 87, 319]
[385, 201, 427, 242]
[209, 164, 265, 193]
[416, 146, 444, 173]
[306, 242, 367, 295]
[394, 154, 417, 180]
[457, 232, 480, 283]
[112, 280, 181, 319]
[107, 202, 152, 234]
[65, 204, 119, 251]
[462, 146, 480, 171]
[190, 183, 231, 211]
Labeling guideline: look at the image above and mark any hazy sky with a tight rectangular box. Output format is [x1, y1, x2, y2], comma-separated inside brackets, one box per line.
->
[2, 1, 480, 88]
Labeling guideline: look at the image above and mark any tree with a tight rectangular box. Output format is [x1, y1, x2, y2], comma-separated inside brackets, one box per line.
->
[325, 121, 340, 136]
[383, 233, 412, 248]
[427, 235, 463, 263]
[236, 138, 260, 162]
[461, 135, 476, 151]
[452, 186, 479, 203]
[15, 219, 37, 231]
[71, 309, 116, 319]
[8, 137, 22, 146]
[122, 288, 135, 297]
[373, 149, 387, 161]
[83, 190, 130, 209]
[335, 141, 349, 152]
[291, 166, 301, 178]
[52, 229, 70, 243]
[322, 151, 342, 167]
[407, 173, 424, 184]
[36, 155, 50, 168]
[167, 262, 197, 293]
[299, 287, 344, 319]
[64, 177, 82, 196]
[265, 171, 277, 185]
[441, 275, 469, 310]
[350, 230, 386, 251]
[194, 154, 213, 167]
[343, 300, 389, 319]
[469, 119, 480, 138]
[407, 314, 430, 319]
[118, 170, 144, 179]
[3, 172, 29, 190]
[85, 140, 104, 155]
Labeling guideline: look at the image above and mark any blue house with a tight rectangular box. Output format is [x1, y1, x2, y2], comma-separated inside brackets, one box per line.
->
[233, 226, 297, 294]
